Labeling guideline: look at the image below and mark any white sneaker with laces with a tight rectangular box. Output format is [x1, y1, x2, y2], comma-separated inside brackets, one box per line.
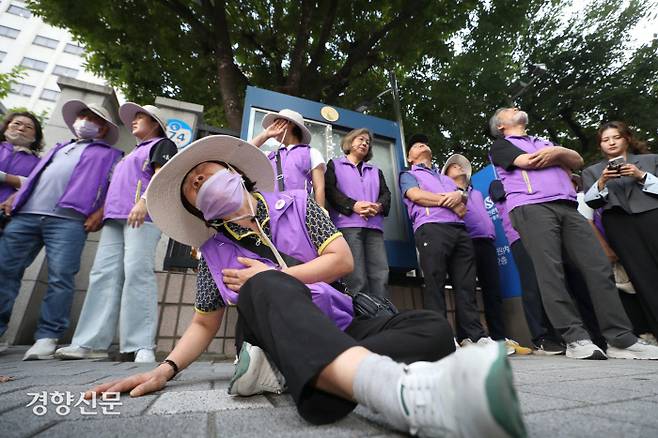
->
[607, 339, 658, 360]
[55, 345, 108, 360]
[228, 341, 286, 396]
[566, 339, 607, 360]
[134, 349, 156, 363]
[23, 338, 58, 360]
[397, 341, 526, 438]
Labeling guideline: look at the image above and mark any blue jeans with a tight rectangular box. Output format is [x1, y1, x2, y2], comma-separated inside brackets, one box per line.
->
[340, 227, 389, 298]
[0, 214, 87, 339]
[71, 220, 161, 352]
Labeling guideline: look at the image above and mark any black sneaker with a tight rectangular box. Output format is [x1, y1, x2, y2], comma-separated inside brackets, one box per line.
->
[533, 338, 566, 356]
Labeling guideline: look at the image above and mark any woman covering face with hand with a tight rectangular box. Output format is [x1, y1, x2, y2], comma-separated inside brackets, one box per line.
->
[82, 135, 525, 438]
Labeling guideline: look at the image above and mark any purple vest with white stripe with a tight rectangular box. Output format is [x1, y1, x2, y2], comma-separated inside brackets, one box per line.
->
[329, 156, 383, 231]
[0, 141, 40, 203]
[104, 137, 164, 221]
[267, 144, 313, 193]
[401, 165, 463, 233]
[464, 188, 496, 239]
[495, 136, 576, 212]
[200, 190, 354, 330]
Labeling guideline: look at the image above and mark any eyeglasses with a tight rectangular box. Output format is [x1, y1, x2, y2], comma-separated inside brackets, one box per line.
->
[8, 120, 36, 132]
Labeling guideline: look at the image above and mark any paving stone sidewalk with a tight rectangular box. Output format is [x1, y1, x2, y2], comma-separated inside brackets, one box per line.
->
[1, 346, 658, 437]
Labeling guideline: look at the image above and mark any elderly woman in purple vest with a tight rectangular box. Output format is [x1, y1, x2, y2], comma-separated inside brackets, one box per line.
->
[0, 100, 123, 359]
[582, 121, 658, 342]
[83, 135, 525, 438]
[0, 112, 43, 210]
[325, 128, 391, 298]
[56, 103, 177, 363]
[251, 109, 326, 207]
[488, 107, 658, 360]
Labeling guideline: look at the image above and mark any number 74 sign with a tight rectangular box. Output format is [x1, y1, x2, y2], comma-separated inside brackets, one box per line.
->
[166, 119, 194, 149]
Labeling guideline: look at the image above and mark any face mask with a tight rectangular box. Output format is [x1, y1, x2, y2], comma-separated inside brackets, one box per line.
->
[73, 119, 101, 139]
[4, 130, 35, 147]
[195, 169, 253, 223]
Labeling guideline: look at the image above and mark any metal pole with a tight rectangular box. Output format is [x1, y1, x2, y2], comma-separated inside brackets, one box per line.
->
[388, 70, 406, 159]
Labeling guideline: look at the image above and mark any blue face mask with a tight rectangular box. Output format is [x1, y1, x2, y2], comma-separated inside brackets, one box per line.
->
[195, 169, 248, 221]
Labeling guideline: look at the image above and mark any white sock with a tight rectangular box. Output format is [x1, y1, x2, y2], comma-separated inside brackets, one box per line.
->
[352, 354, 408, 431]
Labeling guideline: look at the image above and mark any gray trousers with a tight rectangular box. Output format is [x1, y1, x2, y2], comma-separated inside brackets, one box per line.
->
[340, 227, 389, 298]
[510, 202, 636, 348]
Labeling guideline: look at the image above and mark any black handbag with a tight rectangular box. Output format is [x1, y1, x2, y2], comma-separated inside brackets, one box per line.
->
[219, 227, 398, 319]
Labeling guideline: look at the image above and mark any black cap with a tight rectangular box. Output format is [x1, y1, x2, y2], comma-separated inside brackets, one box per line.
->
[406, 133, 429, 155]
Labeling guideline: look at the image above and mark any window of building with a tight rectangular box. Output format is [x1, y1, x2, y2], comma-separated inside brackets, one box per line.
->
[0, 51, 6, 62]
[7, 4, 32, 18]
[9, 82, 35, 97]
[63, 43, 84, 56]
[20, 57, 48, 72]
[40, 88, 59, 102]
[33, 35, 59, 49]
[52, 65, 79, 78]
[0, 25, 20, 39]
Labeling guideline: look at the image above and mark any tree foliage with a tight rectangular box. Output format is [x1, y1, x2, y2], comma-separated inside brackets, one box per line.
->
[0, 67, 25, 100]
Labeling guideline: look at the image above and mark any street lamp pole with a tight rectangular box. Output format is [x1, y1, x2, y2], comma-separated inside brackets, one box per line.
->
[388, 70, 407, 159]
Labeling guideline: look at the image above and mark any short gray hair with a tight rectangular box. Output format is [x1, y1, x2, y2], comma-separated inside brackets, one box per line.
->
[489, 108, 508, 138]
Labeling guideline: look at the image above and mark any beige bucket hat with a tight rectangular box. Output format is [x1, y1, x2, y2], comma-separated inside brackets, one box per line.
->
[119, 102, 168, 135]
[61, 99, 119, 145]
[261, 109, 312, 145]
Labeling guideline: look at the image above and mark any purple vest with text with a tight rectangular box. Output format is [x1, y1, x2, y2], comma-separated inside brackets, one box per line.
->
[494, 199, 520, 245]
[13, 140, 123, 217]
[495, 136, 576, 212]
[200, 190, 354, 330]
[267, 144, 313, 192]
[329, 156, 383, 231]
[0, 141, 40, 203]
[401, 165, 463, 232]
[104, 137, 163, 221]
[464, 188, 495, 240]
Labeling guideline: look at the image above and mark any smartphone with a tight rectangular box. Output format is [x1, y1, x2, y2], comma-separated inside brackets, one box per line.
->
[607, 156, 625, 171]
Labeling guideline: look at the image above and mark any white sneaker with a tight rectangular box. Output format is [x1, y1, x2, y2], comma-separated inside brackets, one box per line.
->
[23, 338, 58, 360]
[0, 340, 8, 353]
[55, 345, 108, 360]
[607, 339, 658, 360]
[134, 349, 156, 363]
[566, 339, 607, 360]
[228, 341, 286, 396]
[398, 341, 526, 438]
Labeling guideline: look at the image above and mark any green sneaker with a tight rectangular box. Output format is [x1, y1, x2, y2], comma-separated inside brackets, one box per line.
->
[228, 341, 286, 396]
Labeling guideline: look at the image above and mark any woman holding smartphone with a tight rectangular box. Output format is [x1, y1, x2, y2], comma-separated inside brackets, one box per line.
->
[582, 121, 658, 337]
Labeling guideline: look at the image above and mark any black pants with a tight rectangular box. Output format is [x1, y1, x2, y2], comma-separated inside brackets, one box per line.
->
[472, 238, 506, 340]
[510, 202, 635, 347]
[603, 208, 658, 337]
[236, 270, 455, 425]
[415, 223, 486, 342]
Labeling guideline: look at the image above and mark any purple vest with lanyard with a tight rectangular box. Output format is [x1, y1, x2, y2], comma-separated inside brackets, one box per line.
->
[200, 190, 354, 330]
[104, 137, 164, 221]
[267, 144, 313, 193]
[401, 164, 463, 233]
[495, 136, 576, 212]
[329, 156, 383, 231]
[494, 200, 520, 245]
[0, 141, 40, 203]
[13, 140, 123, 216]
[464, 187, 495, 239]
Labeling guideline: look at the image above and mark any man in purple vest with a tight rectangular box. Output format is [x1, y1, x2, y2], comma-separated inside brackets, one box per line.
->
[400, 134, 492, 346]
[488, 107, 658, 360]
[0, 100, 123, 360]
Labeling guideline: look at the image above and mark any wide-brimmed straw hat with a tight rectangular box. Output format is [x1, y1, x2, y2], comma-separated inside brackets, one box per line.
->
[61, 99, 119, 145]
[441, 154, 472, 181]
[261, 109, 312, 145]
[146, 135, 275, 247]
[119, 102, 168, 135]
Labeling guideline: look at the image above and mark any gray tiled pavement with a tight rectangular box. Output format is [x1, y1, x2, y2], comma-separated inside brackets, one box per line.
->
[1, 346, 658, 437]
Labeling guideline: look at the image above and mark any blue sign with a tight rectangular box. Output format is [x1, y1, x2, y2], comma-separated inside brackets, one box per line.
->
[166, 119, 193, 149]
[470, 165, 523, 299]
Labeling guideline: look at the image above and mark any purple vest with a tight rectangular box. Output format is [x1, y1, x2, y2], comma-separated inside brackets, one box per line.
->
[104, 137, 163, 221]
[200, 190, 354, 330]
[401, 165, 463, 232]
[495, 136, 576, 212]
[328, 156, 383, 231]
[464, 188, 495, 240]
[0, 141, 40, 203]
[494, 200, 520, 245]
[13, 140, 123, 217]
[267, 144, 313, 192]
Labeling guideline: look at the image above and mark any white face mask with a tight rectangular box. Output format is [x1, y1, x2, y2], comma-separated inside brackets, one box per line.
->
[4, 130, 35, 147]
[73, 119, 101, 139]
